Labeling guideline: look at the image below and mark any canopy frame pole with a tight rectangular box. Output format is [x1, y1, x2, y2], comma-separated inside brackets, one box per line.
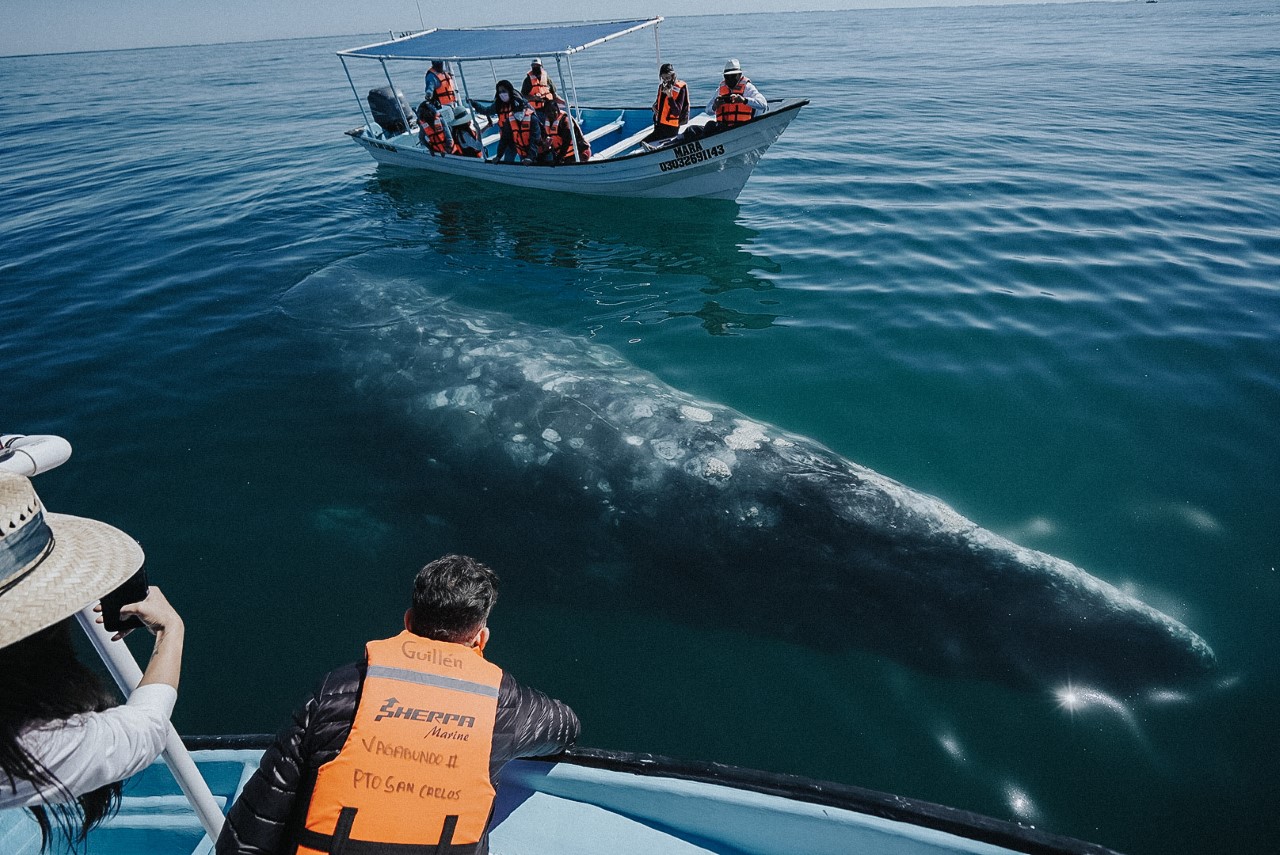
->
[455, 61, 473, 114]
[341, 56, 373, 133]
[564, 53, 582, 126]
[74, 609, 226, 843]
[489, 60, 498, 86]
[552, 56, 580, 163]
[655, 21, 662, 68]
[454, 63, 484, 156]
[554, 55, 569, 110]
[379, 59, 412, 136]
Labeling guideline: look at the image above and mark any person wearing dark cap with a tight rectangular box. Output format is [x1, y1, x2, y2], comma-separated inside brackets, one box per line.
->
[521, 57, 556, 104]
[0, 471, 186, 849]
[512, 94, 549, 163]
[537, 98, 592, 164]
[707, 57, 766, 130]
[424, 60, 457, 107]
[646, 62, 689, 142]
[417, 101, 459, 155]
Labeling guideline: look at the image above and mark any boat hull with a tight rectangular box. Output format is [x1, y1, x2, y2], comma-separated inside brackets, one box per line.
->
[0, 740, 1121, 855]
[348, 101, 806, 200]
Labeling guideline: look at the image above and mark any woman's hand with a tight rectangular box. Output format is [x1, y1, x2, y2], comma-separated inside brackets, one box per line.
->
[93, 586, 185, 688]
[117, 586, 183, 641]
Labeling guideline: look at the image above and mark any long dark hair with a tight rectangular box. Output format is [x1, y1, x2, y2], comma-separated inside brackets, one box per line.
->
[0, 619, 123, 851]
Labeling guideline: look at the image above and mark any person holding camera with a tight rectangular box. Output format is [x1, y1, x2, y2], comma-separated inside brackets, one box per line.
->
[0, 471, 185, 849]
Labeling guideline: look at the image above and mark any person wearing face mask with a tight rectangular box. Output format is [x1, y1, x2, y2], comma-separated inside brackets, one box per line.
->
[509, 95, 548, 163]
[520, 58, 556, 104]
[470, 80, 527, 163]
[646, 62, 689, 143]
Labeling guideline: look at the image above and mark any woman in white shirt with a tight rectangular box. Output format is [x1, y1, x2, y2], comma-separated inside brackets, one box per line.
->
[0, 471, 185, 850]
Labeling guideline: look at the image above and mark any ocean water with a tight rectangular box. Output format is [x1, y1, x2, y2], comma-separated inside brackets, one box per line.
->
[2, 2, 1278, 852]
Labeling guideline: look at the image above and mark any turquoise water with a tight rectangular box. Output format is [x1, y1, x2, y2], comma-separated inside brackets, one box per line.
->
[2, 2, 1278, 852]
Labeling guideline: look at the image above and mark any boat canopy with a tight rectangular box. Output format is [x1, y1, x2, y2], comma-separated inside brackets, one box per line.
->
[339, 18, 662, 62]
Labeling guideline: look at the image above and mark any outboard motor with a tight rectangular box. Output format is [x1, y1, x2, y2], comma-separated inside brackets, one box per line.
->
[367, 86, 415, 136]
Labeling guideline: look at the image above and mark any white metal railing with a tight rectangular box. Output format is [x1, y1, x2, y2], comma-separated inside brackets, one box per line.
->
[75, 610, 226, 843]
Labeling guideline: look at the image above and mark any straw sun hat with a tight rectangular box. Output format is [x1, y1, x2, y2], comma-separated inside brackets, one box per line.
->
[0, 470, 143, 649]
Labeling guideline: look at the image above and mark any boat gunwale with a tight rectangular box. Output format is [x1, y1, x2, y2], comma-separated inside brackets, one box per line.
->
[182, 735, 1121, 855]
[352, 99, 809, 168]
[589, 99, 808, 165]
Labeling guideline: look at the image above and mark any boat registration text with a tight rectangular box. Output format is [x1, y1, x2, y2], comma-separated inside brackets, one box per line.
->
[660, 140, 726, 172]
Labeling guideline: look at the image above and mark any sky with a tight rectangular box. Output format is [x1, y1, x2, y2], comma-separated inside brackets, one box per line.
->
[0, 0, 1100, 57]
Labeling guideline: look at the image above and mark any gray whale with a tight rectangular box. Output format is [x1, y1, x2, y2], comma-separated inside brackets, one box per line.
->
[283, 258, 1216, 694]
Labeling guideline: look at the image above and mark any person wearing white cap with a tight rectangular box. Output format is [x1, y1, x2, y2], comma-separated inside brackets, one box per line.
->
[0, 471, 186, 848]
[521, 57, 556, 104]
[706, 58, 767, 128]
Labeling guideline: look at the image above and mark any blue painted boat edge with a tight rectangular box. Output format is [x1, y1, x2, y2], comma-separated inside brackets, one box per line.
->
[182, 736, 1121, 855]
[599, 99, 811, 165]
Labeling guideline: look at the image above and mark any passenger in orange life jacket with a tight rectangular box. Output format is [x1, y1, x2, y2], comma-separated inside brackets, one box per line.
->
[645, 62, 689, 142]
[216, 554, 580, 855]
[424, 60, 457, 107]
[469, 80, 526, 163]
[511, 96, 548, 163]
[536, 99, 592, 164]
[706, 58, 766, 131]
[416, 102, 459, 156]
[449, 105, 485, 158]
[520, 58, 557, 104]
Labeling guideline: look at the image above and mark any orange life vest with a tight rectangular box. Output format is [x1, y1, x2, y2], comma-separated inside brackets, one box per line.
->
[431, 70, 457, 106]
[453, 122, 484, 157]
[497, 108, 519, 140]
[546, 112, 591, 163]
[298, 632, 503, 855]
[508, 107, 538, 158]
[715, 77, 755, 127]
[524, 70, 552, 103]
[654, 80, 688, 128]
[422, 116, 458, 155]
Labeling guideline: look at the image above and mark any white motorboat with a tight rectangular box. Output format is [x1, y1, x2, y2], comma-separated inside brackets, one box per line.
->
[337, 19, 807, 200]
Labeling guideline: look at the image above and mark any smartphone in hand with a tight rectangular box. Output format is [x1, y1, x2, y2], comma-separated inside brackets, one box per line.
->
[100, 568, 149, 633]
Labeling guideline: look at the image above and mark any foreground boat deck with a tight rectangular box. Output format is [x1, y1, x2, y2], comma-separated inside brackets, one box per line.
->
[0, 742, 1120, 855]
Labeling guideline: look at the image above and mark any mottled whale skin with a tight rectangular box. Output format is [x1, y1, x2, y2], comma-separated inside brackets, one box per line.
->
[287, 266, 1216, 694]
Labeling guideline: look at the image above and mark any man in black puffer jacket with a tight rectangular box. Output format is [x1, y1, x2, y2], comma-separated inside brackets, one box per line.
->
[216, 555, 580, 855]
